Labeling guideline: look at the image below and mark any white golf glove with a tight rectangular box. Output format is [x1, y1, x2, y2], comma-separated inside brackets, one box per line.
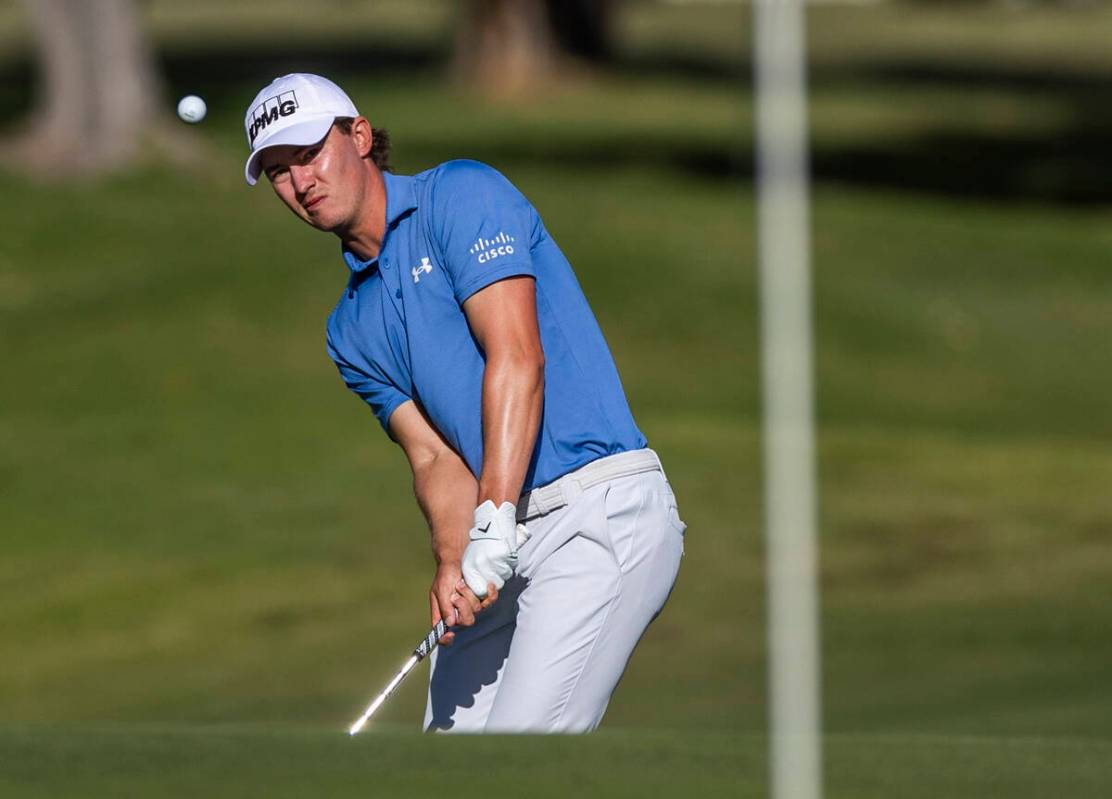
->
[461, 500, 530, 598]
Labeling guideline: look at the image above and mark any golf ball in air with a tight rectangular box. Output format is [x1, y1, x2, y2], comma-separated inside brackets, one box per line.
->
[177, 95, 207, 124]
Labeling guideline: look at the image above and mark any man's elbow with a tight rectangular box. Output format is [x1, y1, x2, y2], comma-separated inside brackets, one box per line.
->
[520, 348, 545, 390]
[490, 345, 545, 380]
[526, 347, 545, 379]
[411, 447, 451, 502]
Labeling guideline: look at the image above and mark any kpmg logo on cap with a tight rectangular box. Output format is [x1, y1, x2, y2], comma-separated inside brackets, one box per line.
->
[248, 91, 299, 144]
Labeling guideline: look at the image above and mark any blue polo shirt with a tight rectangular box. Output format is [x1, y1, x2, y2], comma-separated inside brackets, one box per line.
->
[325, 160, 646, 492]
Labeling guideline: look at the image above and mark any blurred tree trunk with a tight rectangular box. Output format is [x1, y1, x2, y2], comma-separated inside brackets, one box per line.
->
[16, 0, 166, 175]
[455, 0, 615, 93]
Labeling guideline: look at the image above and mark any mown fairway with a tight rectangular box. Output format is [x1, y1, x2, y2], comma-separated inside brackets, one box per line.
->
[4, 725, 1112, 799]
[1, 1, 1111, 795]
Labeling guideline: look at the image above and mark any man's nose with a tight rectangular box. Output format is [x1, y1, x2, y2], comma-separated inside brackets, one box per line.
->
[290, 164, 314, 195]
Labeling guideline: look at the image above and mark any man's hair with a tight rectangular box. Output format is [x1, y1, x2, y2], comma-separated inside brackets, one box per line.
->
[334, 117, 392, 172]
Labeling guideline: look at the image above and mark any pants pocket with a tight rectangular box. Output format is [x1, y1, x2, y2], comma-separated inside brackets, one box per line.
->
[662, 480, 687, 538]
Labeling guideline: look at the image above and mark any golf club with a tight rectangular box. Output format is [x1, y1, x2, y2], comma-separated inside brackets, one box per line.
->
[348, 619, 447, 735]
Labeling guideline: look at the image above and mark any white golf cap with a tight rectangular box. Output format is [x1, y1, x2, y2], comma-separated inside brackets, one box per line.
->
[243, 73, 359, 185]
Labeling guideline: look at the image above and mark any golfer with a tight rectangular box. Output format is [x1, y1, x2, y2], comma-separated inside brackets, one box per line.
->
[244, 74, 685, 732]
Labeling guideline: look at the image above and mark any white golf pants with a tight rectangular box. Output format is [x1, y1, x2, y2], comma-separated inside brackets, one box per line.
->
[423, 448, 685, 733]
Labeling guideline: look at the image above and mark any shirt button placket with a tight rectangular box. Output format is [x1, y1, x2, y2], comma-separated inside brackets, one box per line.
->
[380, 255, 405, 312]
[382, 258, 399, 293]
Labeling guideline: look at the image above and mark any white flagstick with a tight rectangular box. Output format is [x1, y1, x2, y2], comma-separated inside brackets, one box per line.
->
[349, 620, 447, 736]
[754, 0, 823, 797]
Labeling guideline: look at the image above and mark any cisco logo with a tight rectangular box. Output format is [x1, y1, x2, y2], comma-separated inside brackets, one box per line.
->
[469, 232, 516, 264]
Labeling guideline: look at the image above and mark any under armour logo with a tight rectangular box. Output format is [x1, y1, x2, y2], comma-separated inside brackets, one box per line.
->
[412, 257, 433, 283]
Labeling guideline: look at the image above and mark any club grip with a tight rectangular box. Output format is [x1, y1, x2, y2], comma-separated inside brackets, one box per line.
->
[413, 619, 447, 660]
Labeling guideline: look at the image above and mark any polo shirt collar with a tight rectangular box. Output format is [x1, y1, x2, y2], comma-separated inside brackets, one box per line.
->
[383, 170, 418, 227]
[341, 171, 419, 274]
[340, 247, 369, 274]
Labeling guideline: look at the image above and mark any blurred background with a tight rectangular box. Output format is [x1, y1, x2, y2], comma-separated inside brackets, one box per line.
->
[1, 0, 1110, 796]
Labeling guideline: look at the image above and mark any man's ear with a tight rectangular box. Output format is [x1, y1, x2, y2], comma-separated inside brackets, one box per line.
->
[350, 117, 374, 159]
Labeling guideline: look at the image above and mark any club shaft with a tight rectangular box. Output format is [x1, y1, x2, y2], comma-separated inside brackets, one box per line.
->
[348, 619, 448, 735]
[348, 654, 418, 735]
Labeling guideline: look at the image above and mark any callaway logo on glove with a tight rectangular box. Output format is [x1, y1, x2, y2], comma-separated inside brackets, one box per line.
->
[462, 500, 531, 598]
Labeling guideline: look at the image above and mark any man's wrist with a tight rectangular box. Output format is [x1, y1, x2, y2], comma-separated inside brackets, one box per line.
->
[432, 545, 465, 567]
[477, 493, 518, 506]
[477, 478, 524, 508]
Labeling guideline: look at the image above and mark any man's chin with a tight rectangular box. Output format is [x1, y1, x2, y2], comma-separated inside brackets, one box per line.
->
[304, 209, 341, 233]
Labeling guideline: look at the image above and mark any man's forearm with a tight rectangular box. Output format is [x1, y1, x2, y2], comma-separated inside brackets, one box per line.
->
[477, 351, 544, 506]
[413, 448, 480, 565]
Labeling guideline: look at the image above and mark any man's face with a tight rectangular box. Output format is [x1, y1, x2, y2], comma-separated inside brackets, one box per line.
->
[259, 123, 369, 232]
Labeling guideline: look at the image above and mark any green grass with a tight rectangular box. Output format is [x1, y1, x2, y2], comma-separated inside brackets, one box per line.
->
[3, 726, 1111, 799]
[3, 1, 1112, 795]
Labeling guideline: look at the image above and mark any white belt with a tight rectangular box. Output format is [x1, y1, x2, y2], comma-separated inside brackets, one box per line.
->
[517, 448, 663, 522]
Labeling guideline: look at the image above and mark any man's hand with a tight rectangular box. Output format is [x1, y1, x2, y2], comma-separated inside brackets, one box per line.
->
[429, 561, 497, 646]
[461, 500, 531, 598]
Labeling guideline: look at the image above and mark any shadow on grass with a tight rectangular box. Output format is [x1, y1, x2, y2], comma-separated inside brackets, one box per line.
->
[804, 59, 1112, 204]
[3, 40, 1112, 205]
[854, 60, 1112, 95]
[160, 41, 446, 111]
[0, 40, 445, 138]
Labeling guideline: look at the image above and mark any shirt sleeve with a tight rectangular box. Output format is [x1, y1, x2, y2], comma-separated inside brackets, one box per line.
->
[326, 333, 411, 436]
[430, 160, 537, 305]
